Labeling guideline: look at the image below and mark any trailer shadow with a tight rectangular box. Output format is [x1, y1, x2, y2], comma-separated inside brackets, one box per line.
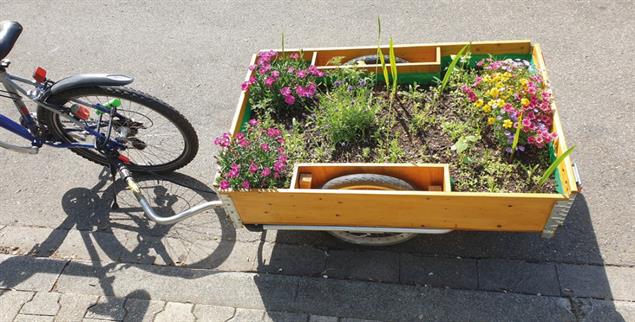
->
[254, 193, 627, 321]
[0, 168, 236, 320]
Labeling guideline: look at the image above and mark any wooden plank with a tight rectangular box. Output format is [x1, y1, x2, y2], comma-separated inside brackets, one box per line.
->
[310, 51, 318, 66]
[317, 62, 440, 73]
[230, 54, 257, 136]
[532, 44, 578, 197]
[298, 174, 313, 189]
[227, 189, 563, 232]
[292, 163, 448, 190]
[313, 44, 438, 66]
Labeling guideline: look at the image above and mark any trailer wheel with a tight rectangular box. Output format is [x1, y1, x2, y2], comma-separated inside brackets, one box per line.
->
[322, 174, 417, 246]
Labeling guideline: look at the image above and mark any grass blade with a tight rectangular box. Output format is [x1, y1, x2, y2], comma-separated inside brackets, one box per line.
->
[511, 113, 523, 156]
[376, 17, 389, 88]
[389, 37, 398, 95]
[538, 145, 575, 187]
[440, 43, 469, 93]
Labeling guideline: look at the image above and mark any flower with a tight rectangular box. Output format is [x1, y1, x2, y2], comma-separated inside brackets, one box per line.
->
[219, 180, 230, 189]
[487, 117, 496, 125]
[284, 95, 296, 105]
[261, 167, 271, 177]
[228, 164, 240, 178]
[248, 119, 258, 127]
[474, 99, 484, 108]
[296, 70, 307, 78]
[264, 76, 276, 87]
[260, 143, 270, 152]
[289, 52, 300, 60]
[521, 97, 530, 107]
[214, 133, 231, 148]
[280, 87, 292, 97]
[241, 180, 250, 189]
[503, 119, 513, 128]
[267, 128, 282, 138]
[249, 162, 258, 174]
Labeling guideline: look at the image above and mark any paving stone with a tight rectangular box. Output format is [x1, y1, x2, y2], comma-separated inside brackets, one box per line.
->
[293, 277, 574, 321]
[0, 254, 68, 292]
[309, 315, 339, 322]
[55, 261, 298, 310]
[575, 299, 635, 322]
[478, 259, 560, 295]
[154, 302, 194, 322]
[399, 254, 478, 289]
[340, 318, 384, 322]
[186, 239, 261, 271]
[20, 291, 61, 316]
[123, 298, 165, 322]
[56, 293, 99, 322]
[257, 243, 327, 276]
[14, 314, 55, 322]
[264, 310, 309, 322]
[0, 226, 66, 256]
[51, 230, 127, 264]
[324, 250, 400, 282]
[85, 296, 126, 320]
[0, 290, 34, 321]
[229, 308, 264, 321]
[120, 233, 191, 266]
[559, 264, 635, 301]
[192, 304, 235, 321]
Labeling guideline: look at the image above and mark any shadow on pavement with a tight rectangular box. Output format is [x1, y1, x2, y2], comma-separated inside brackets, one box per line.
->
[0, 168, 236, 320]
[254, 193, 627, 321]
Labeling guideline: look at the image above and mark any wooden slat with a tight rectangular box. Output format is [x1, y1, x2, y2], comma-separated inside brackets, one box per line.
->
[227, 189, 563, 232]
[230, 54, 257, 136]
[291, 163, 448, 190]
[532, 44, 578, 197]
[313, 44, 438, 66]
[317, 62, 440, 73]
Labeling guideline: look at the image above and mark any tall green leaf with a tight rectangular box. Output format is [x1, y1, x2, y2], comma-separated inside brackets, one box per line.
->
[511, 113, 523, 156]
[440, 44, 469, 93]
[389, 37, 398, 95]
[538, 145, 575, 187]
[376, 17, 389, 88]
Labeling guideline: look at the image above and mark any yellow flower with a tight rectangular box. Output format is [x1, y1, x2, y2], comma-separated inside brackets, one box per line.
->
[487, 117, 496, 125]
[503, 72, 512, 80]
[520, 79, 528, 86]
[474, 99, 484, 107]
[489, 88, 500, 98]
[483, 103, 492, 113]
[521, 98, 530, 106]
[503, 119, 513, 128]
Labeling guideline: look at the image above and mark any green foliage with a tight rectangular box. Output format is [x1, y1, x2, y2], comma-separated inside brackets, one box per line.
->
[511, 112, 523, 156]
[376, 137, 405, 163]
[314, 85, 381, 146]
[389, 37, 398, 96]
[538, 145, 575, 186]
[451, 135, 479, 154]
[440, 44, 469, 93]
[376, 17, 390, 89]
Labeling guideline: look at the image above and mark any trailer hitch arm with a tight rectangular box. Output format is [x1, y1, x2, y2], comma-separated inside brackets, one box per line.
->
[116, 166, 223, 225]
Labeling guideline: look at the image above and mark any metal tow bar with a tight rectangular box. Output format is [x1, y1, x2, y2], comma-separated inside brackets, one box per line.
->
[117, 165, 223, 225]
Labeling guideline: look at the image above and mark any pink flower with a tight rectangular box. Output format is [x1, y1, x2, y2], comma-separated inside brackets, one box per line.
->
[280, 87, 292, 96]
[305, 83, 317, 97]
[289, 52, 300, 60]
[277, 146, 285, 154]
[284, 95, 296, 105]
[228, 164, 240, 178]
[249, 162, 258, 174]
[214, 133, 231, 148]
[238, 138, 249, 148]
[264, 76, 276, 87]
[241, 81, 250, 91]
[248, 64, 256, 71]
[273, 160, 286, 172]
[259, 64, 271, 75]
[271, 70, 280, 78]
[248, 119, 258, 127]
[266, 128, 282, 138]
[220, 180, 230, 189]
[287, 67, 295, 73]
[260, 143, 270, 152]
[307, 65, 324, 77]
[472, 76, 482, 87]
[261, 167, 271, 177]
[241, 180, 250, 190]
[296, 70, 307, 78]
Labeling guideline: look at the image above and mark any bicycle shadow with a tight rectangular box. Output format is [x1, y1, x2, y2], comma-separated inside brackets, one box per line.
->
[253, 193, 627, 321]
[0, 168, 236, 320]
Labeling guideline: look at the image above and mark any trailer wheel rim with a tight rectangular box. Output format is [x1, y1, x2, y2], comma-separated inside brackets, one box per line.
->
[322, 173, 417, 246]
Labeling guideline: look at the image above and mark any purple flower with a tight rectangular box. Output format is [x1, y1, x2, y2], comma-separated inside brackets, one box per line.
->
[228, 164, 240, 178]
[214, 133, 231, 148]
[284, 95, 296, 105]
[249, 162, 258, 174]
[219, 180, 230, 189]
[260, 143, 270, 152]
[267, 128, 282, 138]
[264, 76, 276, 87]
[241, 180, 250, 190]
[271, 70, 280, 78]
[280, 87, 292, 96]
[261, 167, 271, 177]
[248, 119, 258, 127]
[296, 70, 307, 78]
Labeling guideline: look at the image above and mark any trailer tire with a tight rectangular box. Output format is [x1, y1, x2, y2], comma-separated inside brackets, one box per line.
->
[321, 173, 417, 246]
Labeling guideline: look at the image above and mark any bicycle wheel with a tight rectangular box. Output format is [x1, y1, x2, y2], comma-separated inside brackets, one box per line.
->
[38, 86, 198, 173]
[321, 173, 417, 246]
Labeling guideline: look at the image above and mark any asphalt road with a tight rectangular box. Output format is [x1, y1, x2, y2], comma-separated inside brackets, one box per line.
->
[1, 1, 634, 321]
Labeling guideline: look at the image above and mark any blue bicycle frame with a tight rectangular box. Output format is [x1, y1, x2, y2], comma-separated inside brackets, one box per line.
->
[0, 67, 125, 153]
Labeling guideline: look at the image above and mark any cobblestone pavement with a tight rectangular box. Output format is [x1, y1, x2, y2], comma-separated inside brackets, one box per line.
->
[1, 0, 635, 321]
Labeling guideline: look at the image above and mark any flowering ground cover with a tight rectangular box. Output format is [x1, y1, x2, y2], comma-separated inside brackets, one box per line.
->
[215, 49, 559, 193]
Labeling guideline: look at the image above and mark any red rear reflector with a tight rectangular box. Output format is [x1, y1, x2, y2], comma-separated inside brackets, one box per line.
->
[118, 155, 131, 164]
[33, 67, 47, 83]
[70, 104, 90, 120]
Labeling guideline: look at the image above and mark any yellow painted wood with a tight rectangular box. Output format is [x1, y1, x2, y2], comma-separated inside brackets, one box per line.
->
[226, 189, 564, 232]
[317, 62, 441, 73]
[230, 54, 257, 136]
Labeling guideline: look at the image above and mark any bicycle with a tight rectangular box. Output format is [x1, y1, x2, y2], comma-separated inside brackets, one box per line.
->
[1, 20, 222, 224]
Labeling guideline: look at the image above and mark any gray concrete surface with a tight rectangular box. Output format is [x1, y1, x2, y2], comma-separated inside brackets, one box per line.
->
[1, 0, 634, 321]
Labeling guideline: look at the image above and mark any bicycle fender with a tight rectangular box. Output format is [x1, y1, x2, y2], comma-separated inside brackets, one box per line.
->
[50, 74, 134, 95]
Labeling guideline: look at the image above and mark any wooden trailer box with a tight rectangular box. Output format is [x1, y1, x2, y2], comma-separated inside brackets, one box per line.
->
[217, 40, 579, 239]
